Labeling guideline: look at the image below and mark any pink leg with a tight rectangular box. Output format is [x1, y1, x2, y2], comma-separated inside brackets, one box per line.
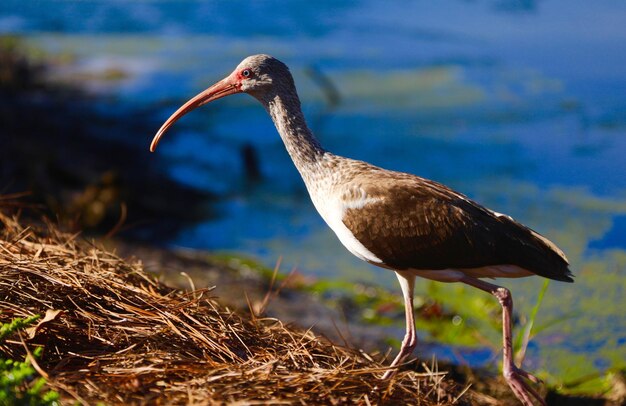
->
[382, 271, 417, 380]
[461, 276, 546, 406]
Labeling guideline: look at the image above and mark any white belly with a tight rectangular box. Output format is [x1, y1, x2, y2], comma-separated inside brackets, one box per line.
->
[411, 265, 533, 282]
[308, 187, 383, 264]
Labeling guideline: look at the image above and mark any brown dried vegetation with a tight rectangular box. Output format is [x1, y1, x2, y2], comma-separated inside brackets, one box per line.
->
[0, 209, 467, 405]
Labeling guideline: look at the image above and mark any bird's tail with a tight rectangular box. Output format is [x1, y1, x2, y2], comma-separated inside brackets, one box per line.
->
[503, 218, 574, 283]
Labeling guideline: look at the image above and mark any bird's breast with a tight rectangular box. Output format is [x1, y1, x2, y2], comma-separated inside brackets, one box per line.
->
[306, 181, 384, 265]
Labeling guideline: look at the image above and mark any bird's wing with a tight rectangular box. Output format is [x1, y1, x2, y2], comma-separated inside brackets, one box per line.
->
[340, 174, 489, 269]
[340, 171, 572, 281]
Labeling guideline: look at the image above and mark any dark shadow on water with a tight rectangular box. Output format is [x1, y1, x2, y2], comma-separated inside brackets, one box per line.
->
[0, 37, 214, 241]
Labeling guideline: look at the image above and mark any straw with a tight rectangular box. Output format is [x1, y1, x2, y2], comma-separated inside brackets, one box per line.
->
[0, 209, 465, 405]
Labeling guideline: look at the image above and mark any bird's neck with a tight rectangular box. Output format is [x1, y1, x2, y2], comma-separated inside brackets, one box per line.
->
[260, 90, 326, 173]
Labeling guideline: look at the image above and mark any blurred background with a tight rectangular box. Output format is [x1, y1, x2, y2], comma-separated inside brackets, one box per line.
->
[1, 0, 624, 395]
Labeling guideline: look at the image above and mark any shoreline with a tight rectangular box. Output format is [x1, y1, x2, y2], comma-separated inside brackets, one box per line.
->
[1, 209, 470, 405]
[2, 209, 618, 404]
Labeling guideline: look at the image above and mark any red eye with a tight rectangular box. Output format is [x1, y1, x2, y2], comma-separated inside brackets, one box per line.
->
[242, 69, 251, 78]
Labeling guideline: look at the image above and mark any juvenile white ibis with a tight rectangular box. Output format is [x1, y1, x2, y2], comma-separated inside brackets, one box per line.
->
[150, 55, 573, 406]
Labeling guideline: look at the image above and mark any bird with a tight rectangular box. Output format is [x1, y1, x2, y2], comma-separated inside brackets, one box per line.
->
[150, 54, 573, 406]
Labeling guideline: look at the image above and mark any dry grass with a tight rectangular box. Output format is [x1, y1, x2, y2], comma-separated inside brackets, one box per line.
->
[0, 209, 467, 405]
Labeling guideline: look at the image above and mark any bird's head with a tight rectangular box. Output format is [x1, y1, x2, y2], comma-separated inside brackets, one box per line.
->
[150, 54, 293, 152]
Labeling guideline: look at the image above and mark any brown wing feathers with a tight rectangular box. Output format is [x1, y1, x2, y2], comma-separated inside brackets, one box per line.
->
[341, 173, 573, 282]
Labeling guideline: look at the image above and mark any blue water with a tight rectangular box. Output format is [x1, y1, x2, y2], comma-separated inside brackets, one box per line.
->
[3, 0, 625, 384]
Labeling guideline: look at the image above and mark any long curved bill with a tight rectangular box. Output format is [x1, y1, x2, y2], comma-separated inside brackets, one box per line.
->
[150, 76, 240, 152]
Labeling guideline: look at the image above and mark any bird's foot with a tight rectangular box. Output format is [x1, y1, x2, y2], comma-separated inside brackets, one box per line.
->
[511, 365, 543, 385]
[371, 368, 395, 395]
[380, 368, 397, 381]
[504, 366, 546, 406]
